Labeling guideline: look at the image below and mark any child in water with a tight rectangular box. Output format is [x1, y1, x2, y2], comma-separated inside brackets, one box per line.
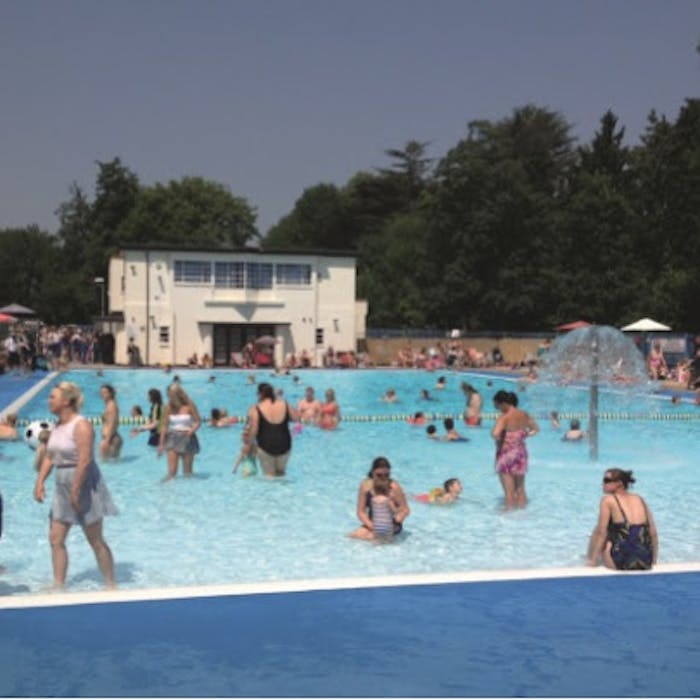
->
[414, 478, 463, 504]
[443, 417, 469, 442]
[233, 425, 258, 476]
[563, 418, 585, 441]
[370, 481, 398, 542]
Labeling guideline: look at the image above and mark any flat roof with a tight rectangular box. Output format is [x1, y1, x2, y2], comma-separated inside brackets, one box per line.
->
[116, 243, 357, 258]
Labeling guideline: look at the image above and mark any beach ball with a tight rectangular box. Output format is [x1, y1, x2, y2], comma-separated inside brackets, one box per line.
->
[24, 420, 53, 450]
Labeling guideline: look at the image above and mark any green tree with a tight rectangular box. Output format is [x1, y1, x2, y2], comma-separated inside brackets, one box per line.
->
[265, 183, 350, 250]
[118, 176, 258, 249]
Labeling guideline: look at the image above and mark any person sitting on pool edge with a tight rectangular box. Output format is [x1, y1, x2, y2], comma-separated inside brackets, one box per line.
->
[563, 418, 585, 441]
[586, 468, 658, 570]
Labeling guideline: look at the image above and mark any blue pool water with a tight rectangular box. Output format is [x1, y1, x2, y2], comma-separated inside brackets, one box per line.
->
[0, 368, 698, 595]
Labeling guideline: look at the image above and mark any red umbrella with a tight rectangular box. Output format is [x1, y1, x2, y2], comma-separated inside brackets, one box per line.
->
[0, 313, 17, 323]
[555, 320, 592, 332]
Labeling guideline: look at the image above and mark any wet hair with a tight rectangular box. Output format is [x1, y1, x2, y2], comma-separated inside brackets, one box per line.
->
[443, 417, 455, 430]
[493, 389, 509, 404]
[101, 384, 116, 399]
[148, 388, 162, 405]
[211, 408, 222, 420]
[131, 405, 143, 417]
[605, 468, 636, 488]
[257, 383, 276, 401]
[426, 424, 437, 435]
[494, 390, 518, 407]
[570, 418, 581, 430]
[368, 456, 391, 478]
[414, 411, 424, 419]
[444, 478, 460, 492]
[325, 388, 336, 402]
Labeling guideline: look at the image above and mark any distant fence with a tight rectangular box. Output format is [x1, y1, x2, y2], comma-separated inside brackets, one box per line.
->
[364, 329, 698, 368]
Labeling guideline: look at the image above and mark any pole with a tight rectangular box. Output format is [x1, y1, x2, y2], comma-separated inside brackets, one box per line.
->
[589, 326, 599, 461]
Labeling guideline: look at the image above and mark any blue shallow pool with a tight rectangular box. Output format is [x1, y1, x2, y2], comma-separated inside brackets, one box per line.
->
[0, 368, 698, 594]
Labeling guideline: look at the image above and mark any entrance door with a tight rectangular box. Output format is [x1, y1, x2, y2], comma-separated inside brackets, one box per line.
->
[213, 324, 275, 366]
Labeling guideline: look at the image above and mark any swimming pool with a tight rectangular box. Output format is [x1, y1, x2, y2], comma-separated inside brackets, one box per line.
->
[0, 368, 699, 595]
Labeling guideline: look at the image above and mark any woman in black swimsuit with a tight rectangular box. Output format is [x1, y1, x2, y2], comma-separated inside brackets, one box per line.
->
[247, 383, 299, 478]
[586, 469, 658, 570]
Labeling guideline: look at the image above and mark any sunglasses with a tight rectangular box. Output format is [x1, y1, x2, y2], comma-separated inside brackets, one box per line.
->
[603, 477, 618, 484]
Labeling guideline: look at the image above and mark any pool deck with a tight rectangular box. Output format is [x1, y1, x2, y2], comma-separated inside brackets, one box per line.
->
[0, 564, 698, 697]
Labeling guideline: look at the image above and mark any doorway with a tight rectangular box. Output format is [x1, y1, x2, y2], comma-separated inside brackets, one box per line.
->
[213, 324, 275, 366]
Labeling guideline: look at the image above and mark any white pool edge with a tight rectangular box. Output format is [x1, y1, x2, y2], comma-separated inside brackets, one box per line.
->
[2, 561, 699, 610]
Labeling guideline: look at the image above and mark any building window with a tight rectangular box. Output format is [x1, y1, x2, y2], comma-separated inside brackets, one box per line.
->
[246, 262, 273, 289]
[315, 328, 324, 346]
[276, 263, 312, 286]
[174, 260, 211, 284]
[214, 262, 245, 288]
[159, 326, 170, 344]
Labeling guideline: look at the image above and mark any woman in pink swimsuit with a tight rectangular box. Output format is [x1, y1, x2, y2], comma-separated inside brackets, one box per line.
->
[492, 390, 538, 509]
[318, 388, 341, 430]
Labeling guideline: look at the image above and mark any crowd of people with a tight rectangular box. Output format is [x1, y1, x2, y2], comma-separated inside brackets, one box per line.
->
[0, 363, 664, 592]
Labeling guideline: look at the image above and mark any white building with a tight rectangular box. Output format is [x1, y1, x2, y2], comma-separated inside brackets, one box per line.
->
[106, 246, 367, 367]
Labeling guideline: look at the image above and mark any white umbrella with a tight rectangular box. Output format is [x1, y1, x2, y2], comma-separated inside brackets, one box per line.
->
[620, 318, 671, 332]
[0, 303, 36, 316]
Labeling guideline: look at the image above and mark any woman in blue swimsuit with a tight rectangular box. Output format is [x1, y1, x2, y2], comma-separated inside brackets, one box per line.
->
[586, 469, 658, 570]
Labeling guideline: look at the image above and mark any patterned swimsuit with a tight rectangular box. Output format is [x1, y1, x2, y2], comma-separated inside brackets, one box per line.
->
[495, 429, 529, 475]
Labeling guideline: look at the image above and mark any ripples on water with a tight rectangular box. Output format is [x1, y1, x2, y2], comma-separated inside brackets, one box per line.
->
[0, 368, 697, 594]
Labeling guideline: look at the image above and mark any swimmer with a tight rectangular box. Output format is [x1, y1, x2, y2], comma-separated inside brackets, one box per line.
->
[210, 408, 238, 427]
[415, 478, 463, 504]
[426, 424, 439, 440]
[550, 411, 561, 430]
[435, 376, 446, 390]
[408, 411, 426, 425]
[420, 389, 435, 401]
[563, 418, 585, 441]
[381, 388, 398, 403]
[443, 417, 469, 442]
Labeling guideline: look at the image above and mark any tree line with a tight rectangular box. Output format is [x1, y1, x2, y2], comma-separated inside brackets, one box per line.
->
[1, 99, 699, 331]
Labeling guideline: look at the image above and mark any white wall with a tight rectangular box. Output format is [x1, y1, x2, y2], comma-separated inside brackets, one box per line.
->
[108, 249, 361, 366]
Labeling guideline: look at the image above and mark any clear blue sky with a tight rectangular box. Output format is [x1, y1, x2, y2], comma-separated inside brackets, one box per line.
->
[1, 0, 698, 236]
